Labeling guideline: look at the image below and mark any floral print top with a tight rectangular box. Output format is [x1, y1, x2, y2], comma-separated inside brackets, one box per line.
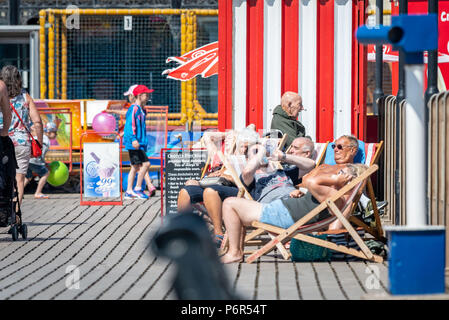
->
[9, 90, 31, 147]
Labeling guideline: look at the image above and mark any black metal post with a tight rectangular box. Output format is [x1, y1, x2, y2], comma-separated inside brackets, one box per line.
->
[425, 0, 439, 105]
[395, 0, 407, 225]
[8, 0, 20, 25]
[424, 0, 438, 224]
[373, 0, 384, 115]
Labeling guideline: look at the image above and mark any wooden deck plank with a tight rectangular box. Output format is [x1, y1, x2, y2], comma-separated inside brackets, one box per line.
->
[293, 262, 324, 300]
[327, 262, 367, 300]
[276, 260, 301, 300]
[347, 262, 389, 295]
[311, 262, 347, 300]
[233, 259, 258, 300]
[256, 257, 277, 300]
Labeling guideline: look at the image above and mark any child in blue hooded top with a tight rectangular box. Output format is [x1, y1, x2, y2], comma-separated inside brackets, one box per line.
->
[123, 85, 153, 199]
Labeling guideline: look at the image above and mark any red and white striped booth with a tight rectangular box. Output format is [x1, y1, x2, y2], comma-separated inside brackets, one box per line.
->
[218, 0, 369, 142]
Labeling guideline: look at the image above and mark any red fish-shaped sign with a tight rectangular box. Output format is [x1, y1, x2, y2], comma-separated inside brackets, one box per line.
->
[163, 41, 218, 81]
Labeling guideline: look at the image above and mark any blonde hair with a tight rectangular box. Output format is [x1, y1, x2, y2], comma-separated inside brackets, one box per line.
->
[346, 163, 368, 177]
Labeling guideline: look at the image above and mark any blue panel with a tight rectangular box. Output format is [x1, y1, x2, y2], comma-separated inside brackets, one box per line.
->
[388, 229, 446, 295]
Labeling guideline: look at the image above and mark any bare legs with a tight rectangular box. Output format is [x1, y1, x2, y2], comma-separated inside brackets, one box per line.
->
[203, 188, 224, 236]
[177, 188, 194, 213]
[126, 164, 139, 193]
[25, 172, 50, 198]
[144, 171, 156, 195]
[15, 173, 26, 206]
[135, 161, 150, 191]
[221, 197, 263, 263]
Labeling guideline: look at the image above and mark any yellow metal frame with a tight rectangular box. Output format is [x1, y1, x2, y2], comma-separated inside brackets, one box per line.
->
[39, 8, 219, 128]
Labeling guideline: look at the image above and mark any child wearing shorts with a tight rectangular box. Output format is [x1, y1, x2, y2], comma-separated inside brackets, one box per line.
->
[123, 85, 154, 199]
[25, 122, 54, 199]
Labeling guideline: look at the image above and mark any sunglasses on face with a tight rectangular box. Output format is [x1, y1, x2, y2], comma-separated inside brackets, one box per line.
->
[332, 144, 353, 150]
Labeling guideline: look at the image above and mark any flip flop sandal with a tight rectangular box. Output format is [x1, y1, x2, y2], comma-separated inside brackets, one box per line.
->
[34, 194, 49, 199]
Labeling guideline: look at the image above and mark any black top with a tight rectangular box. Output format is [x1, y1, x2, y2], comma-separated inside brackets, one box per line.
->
[281, 192, 331, 223]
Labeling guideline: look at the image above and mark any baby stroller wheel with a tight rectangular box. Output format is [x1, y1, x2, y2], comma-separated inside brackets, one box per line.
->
[10, 225, 18, 241]
[20, 224, 28, 240]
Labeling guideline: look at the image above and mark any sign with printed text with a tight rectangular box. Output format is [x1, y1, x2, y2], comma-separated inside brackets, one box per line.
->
[83, 142, 121, 198]
[164, 150, 207, 215]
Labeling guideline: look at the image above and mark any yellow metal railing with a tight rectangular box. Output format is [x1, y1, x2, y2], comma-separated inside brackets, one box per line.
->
[39, 8, 219, 128]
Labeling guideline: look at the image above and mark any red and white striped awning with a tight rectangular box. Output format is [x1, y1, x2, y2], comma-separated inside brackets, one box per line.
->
[218, 0, 368, 142]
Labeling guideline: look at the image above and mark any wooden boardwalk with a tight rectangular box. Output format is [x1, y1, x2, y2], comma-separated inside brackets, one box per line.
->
[0, 193, 389, 300]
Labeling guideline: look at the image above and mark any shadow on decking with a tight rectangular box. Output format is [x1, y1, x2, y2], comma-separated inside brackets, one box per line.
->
[25, 222, 87, 227]
[0, 237, 69, 243]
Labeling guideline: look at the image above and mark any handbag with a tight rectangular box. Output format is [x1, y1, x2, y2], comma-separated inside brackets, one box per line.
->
[10, 102, 42, 158]
[199, 176, 234, 188]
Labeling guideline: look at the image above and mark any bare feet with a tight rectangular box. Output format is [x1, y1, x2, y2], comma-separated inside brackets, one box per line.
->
[221, 252, 244, 264]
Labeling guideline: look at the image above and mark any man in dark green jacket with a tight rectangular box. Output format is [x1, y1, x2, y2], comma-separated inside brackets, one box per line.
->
[270, 92, 306, 148]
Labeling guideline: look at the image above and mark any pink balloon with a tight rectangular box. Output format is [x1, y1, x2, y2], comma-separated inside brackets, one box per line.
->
[92, 112, 117, 136]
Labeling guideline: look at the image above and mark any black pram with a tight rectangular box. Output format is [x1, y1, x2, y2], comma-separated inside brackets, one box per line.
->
[0, 136, 27, 240]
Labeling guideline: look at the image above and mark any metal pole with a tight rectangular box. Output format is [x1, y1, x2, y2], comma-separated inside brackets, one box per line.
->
[424, 0, 438, 224]
[395, 0, 407, 225]
[425, 0, 439, 105]
[373, 0, 384, 115]
[405, 64, 427, 227]
[397, 0, 407, 104]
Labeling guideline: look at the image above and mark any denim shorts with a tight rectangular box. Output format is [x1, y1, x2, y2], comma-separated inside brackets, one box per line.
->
[260, 199, 295, 229]
[26, 163, 48, 178]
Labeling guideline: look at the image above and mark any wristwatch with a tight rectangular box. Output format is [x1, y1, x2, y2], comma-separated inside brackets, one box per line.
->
[282, 152, 287, 162]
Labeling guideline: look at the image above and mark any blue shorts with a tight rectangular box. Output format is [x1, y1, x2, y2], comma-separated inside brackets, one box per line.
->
[260, 199, 295, 229]
[26, 163, 48, 178]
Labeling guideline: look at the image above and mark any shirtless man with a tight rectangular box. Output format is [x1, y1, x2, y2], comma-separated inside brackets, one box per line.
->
[220, 162, 367, 263]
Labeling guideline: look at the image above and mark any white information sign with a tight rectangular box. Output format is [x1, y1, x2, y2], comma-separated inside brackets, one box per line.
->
[83, 142, 121, 198]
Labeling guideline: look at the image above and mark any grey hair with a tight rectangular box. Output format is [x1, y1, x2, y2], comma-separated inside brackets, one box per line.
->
[300, 137, 314, 153]
[291, 137, 314, 152]
[339, 135, 359, 148]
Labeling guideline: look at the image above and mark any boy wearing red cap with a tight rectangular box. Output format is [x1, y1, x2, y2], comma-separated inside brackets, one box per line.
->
[123, 85, 154, 199]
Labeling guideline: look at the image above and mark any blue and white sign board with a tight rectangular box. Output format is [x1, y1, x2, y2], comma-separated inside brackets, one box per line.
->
[83, 142, 121, 198]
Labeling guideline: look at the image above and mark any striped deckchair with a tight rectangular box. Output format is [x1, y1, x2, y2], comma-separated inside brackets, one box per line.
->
[245, 164, 383, 264]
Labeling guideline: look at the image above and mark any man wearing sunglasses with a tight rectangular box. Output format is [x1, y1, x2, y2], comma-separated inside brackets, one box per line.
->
[332, 135, 359, 165]
[329, 134, 386, 216]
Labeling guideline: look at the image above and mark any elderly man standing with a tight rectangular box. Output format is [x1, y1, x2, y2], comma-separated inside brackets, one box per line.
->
[270, 91, 306, 148]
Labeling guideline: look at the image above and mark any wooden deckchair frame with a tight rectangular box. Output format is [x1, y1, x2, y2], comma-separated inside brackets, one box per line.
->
[244, 164, 383, 264]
